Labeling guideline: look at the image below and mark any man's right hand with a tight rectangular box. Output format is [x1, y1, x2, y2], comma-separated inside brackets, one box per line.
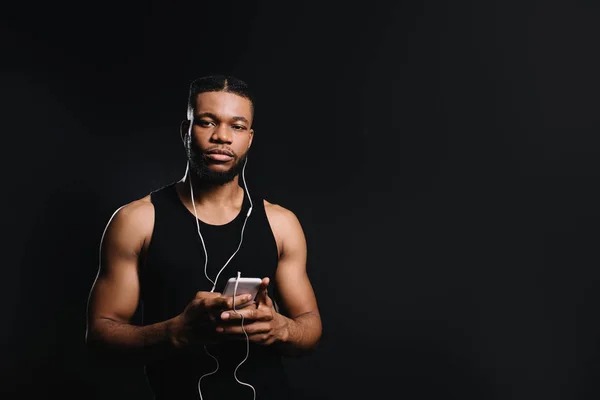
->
[170, 291, 254, 349]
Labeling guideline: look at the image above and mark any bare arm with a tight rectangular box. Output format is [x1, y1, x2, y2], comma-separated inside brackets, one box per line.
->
[86, 199, 254, 365]
[85, 199, 176, 365]
[271, 206, 322, 356]
[219, 203, 322, 355]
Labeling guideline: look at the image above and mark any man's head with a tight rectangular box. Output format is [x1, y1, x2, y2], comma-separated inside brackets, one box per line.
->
[182, 75, 255, 185]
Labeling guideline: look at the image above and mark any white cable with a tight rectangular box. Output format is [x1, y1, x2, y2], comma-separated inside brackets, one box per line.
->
[232, 271, 256, 399]
[241, 154, 254, 212]
[197, 345, 220, 400]
[189, 157, 253, 293]
[211, 156, 253, 290]
[211, 207, 251, 293]
[189, 176, 212, 288]
[189, 149, 255, 399]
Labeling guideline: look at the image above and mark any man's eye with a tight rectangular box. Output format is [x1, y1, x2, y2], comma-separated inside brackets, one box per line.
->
[196, 120, 214, 127]
[232, 125, 246, 130]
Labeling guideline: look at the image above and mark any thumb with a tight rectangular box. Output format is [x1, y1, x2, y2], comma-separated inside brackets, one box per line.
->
[256, 277, 272, 306]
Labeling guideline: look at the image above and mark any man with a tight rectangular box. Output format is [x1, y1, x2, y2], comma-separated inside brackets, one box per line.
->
[86, 75, 322, 399]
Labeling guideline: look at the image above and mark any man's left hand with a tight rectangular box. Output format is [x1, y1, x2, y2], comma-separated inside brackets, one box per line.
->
[216, 277, 289, 345]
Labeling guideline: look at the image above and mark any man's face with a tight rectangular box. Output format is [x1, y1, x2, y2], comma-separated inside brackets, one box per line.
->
[186, 91, 254, 185]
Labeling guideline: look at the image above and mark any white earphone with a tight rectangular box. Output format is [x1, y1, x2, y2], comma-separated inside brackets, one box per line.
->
[185, 130, 256, 400]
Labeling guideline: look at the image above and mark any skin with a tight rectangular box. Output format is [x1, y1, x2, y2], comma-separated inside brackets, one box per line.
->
[86, 91, 322, 365]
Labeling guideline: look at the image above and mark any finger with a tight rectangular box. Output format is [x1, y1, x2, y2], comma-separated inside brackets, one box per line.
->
[216, 321, 269, 335]
[230, 293, 256, 310]
[195, 291, 221, 300]
[228, 332, 273, 345]
[213, 293, 254, 310]
[255, 277, 272, 306]
[220, 306, 261, 322]
[186, 299, 218, 324]
[188, 298, 210, 318]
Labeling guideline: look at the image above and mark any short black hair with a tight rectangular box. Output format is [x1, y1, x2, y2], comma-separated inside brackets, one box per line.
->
[186, 75, 255, 119]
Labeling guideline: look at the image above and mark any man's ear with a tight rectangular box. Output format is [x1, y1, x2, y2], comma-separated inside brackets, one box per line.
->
[180, 120, 191, 143]
[248, 128, 254, 149]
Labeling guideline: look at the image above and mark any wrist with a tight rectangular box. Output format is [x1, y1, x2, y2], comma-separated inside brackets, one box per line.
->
[168, 315, 184, 349]
[275, 313, 292, 344]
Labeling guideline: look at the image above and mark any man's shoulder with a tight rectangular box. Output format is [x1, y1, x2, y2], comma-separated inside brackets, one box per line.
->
[263, 200, 306, 257]
[109, 195, 154, 231]
[112, 181, 178, 226]
[263, 200, 302, 232]
[263, 199, 294, 219]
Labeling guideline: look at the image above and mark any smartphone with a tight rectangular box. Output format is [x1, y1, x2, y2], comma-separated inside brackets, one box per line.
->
[222, 277, 263, 309]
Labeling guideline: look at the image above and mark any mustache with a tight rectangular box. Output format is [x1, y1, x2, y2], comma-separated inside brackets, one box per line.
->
[204, 147, 236, 158]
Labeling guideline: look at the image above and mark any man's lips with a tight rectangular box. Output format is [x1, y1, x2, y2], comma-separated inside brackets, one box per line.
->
[205, 149, 235, 161]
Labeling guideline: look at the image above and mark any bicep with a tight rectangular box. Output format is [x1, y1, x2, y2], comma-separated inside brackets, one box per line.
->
[274, 211, 319, 319]
[87, 205, 150, 327]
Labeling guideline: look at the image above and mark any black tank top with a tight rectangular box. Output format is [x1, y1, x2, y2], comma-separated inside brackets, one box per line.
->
[141, 181, 292, 400]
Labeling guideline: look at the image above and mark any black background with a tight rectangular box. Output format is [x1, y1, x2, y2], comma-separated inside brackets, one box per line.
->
[2, 1, 600, 399]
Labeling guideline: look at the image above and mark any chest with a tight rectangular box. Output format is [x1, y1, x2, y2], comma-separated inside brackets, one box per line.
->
[140, 206, 279, 320]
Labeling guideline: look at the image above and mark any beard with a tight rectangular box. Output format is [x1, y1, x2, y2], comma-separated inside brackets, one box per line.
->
[186, 138, 248, 186]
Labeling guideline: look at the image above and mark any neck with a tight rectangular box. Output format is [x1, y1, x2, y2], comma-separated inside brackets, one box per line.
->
[179, 170, 243, 208]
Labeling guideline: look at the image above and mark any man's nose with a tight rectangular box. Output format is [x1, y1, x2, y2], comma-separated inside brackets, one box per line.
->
[212, 124, 232, 143]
